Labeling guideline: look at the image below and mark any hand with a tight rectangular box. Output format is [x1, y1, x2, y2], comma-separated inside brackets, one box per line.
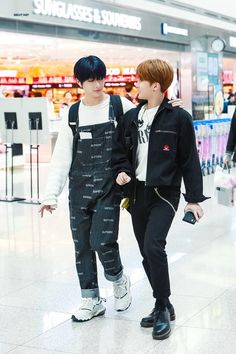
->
[116, 172, 131, 186]
[168, 98, 184, 108]
[184, 203, 203, 222]
[39, 204, 57, 218]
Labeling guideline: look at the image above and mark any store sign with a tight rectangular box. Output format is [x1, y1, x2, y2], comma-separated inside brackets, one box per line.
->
[33, 76, 76, 84]
[33, 0, 142, 31]
[106, 67, 137, 83]
[0, 77, 26, 84]
[161, 23, 188, 36]
[105, 82, 126, 87]
[107, 67, 136, 76]
[33, 69, 137, 85]
[32, 84, 52, 88]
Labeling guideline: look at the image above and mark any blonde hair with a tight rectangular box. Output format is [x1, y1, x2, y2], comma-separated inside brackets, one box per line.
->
[136, 59, 174, 92]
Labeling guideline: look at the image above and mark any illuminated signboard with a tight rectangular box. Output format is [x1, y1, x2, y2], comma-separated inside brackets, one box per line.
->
[32, 76, 76, 84]
[33, 0, 142, 31]
[0, 77, 27, 84]
[0, 70, 17, 78]
[32, 69, 138, 85]
[161, 22, 188, 36]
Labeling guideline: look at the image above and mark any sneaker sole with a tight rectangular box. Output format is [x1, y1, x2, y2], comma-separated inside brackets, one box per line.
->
[152, 328, 171, 340]
[71, 308, 106, 322]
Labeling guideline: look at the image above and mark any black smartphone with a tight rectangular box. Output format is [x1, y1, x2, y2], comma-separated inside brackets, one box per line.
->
[182, 211, 196, 225]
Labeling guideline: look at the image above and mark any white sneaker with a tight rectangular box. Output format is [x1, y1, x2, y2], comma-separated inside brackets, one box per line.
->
[113, 274, 132, 311]
[72, 297, 106, 322]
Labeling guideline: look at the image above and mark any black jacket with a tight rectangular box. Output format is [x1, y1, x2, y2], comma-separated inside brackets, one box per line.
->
[226, 108, 236, 160]
[112, 97, 207, 203]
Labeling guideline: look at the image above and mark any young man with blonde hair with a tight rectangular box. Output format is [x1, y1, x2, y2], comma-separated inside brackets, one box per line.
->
[112, 58, 207, 340]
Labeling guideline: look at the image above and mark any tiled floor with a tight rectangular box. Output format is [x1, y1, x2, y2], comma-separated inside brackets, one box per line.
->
[1, 166, 236, 353]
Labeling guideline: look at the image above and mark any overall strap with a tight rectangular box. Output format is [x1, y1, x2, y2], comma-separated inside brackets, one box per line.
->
[69, 95, 123, 134]
[109, 95, 123, 122]
[68, 101, 80, 136]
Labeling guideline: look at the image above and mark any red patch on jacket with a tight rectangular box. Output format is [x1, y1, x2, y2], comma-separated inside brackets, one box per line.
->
[163, 144, 170, 151]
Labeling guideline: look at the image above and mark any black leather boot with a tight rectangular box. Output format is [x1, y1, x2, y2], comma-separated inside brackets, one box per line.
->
[140, 303, 175, 328]
[152, 308, 171, 340]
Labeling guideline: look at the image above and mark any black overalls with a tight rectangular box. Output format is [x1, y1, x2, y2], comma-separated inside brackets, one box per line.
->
[68, 99, 123, 299]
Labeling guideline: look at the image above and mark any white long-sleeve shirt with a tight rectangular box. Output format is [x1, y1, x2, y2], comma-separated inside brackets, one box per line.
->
[42, 95, 135, 205]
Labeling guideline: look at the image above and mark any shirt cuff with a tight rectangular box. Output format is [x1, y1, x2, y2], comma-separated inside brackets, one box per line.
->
[40, 196, 58, 206]
[182, 193, 210, 203]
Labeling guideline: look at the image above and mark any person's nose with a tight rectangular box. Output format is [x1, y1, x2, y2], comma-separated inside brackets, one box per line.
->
[94, 80, 103, 89]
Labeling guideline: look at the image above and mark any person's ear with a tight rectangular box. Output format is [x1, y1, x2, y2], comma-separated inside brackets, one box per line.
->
[152, 82, 160, 92]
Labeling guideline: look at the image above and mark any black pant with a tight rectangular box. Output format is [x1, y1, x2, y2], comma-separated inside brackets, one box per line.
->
[130, 182, 180, 301]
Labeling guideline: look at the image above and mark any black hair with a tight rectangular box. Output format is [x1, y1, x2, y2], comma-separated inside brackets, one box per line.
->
[14, 90, 23, 98]
[73, 55, 106, 85]
[34, 92, 42, 97]
[228, 93, 235, 100]
[126, 84, 133, 93]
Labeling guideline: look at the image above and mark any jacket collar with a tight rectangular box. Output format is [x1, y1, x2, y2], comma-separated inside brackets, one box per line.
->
[157, 96, 173, 112]
[132, 96, 173, 122]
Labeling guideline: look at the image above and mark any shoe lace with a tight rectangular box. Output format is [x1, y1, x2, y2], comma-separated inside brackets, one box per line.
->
[80, 298, 98, 310]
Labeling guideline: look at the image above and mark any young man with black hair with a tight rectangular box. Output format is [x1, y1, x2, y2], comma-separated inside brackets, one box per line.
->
[39, 55, 134, 322]
[112, 58, 207, 340]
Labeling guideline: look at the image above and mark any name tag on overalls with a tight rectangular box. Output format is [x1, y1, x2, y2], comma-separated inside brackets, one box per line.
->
[80, 132, 92, 139]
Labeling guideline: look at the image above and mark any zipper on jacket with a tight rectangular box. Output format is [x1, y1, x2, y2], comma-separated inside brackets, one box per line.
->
[145, 107, 164, 184]
[131, 119, 138, 204]
[133, 179, 137, 204]
[154, 187, 176, 214]
[155, 130, 177, 134]
[131, 106, 171, 204]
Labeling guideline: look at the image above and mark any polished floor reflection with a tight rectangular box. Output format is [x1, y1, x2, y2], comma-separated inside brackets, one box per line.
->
[0, 166, 236, 354]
